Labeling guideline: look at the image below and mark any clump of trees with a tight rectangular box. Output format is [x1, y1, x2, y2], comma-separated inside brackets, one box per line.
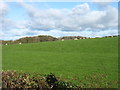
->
[2, 35, 58, 45]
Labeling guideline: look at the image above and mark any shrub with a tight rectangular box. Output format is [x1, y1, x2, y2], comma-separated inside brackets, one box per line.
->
[1, 70, 118, 89]
[2, 70, 49, 89]
[45, 73, 72, 89]
[2, 71, 73, 89]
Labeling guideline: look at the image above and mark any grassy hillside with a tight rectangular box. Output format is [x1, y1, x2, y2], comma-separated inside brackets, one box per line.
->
[2, 37, 118, 82]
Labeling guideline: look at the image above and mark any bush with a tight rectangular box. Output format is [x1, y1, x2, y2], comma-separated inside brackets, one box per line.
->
[2, 70, 49, 89]
[2, 71, 74, 89]
[2, 70, 118, 89]
[45, 73, 71, 89]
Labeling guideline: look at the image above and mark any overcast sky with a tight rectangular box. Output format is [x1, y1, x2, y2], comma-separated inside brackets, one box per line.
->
[0, 1, 118, 40]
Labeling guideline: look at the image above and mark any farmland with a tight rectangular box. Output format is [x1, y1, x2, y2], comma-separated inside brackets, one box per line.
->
[2, 37, 118, 86]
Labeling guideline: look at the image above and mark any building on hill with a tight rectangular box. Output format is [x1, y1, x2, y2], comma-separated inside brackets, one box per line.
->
[58, 36, 87, 40]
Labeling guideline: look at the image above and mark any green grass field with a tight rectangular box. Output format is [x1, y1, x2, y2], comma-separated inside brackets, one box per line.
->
[2, 37, 118, 83]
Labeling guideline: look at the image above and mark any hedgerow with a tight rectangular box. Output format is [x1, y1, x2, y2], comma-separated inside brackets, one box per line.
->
[1, 70, 118, 89]
[2, 70, 74, 89]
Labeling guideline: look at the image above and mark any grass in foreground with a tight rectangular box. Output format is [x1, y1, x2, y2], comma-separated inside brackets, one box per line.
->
[2, 37, 118, 87]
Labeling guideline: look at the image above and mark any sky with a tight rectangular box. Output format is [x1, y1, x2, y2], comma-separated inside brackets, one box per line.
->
[0, 1, 118, 40]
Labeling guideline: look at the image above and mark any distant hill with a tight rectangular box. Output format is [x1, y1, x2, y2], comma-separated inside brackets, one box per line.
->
[1, 35, 57, 45]
[1, 35, 118, 45]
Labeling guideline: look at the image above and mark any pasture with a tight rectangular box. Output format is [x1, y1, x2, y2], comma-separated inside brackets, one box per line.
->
[2, 37, 118, 85]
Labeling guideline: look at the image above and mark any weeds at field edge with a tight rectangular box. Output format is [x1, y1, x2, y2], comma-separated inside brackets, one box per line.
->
[1, 70, 119, 89]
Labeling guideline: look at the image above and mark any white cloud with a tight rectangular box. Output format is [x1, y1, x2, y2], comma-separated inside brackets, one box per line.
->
[0, 1, 8, 39]
[0, 2, 118, 40]
[0, 1, 8, 17]
[19, 2, 118, 31]
[72, 3, 90, 15]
